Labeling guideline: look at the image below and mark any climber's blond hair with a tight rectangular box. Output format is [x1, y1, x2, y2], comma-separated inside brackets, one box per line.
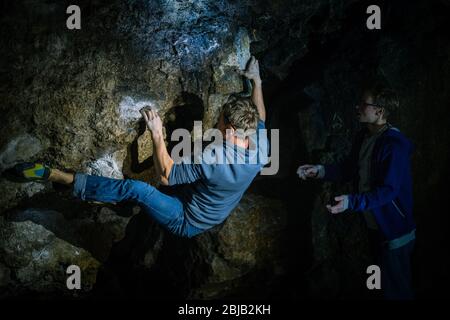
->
[221, 96, 259, 136]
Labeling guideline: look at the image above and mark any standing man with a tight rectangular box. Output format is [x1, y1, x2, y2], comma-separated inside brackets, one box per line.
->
[298, 84, 416, 299]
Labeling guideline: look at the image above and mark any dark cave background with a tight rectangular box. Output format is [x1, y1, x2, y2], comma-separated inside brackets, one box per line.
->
[0, 0, 449, 299]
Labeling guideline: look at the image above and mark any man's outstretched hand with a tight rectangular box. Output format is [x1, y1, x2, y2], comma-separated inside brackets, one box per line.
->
[326, 195, 349, 214]
[238, 56, 262, 84]
[297, 164, 318, 180]
[297, 164, 324, 180]
[140, 107, 163, 138]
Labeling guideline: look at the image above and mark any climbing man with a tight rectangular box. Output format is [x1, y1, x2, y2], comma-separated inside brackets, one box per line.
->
[297, 83, 416, 299]
[10, 56, 268, 238]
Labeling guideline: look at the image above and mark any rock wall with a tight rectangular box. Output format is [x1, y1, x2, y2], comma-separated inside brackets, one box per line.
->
[0, 0, 292, 299]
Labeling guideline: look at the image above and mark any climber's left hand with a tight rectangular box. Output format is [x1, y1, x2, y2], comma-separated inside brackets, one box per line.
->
[238, 56, 261, 84]
[326, 195, 349, 214]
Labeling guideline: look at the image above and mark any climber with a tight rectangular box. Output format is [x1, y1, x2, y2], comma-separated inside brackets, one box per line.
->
[297, 83, 416, 300]
[9, 56, 268, 239]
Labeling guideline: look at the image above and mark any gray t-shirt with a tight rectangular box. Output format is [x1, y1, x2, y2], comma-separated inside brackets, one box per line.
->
[168, 120, 269, 230]
[358, 125, 390, 230]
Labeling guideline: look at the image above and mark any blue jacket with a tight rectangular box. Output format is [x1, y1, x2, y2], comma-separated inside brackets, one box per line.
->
[323, 127, 416, 241]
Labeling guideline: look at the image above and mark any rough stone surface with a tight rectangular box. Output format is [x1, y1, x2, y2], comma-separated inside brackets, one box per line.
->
[0, 216, 100, 297]
[0, 134, 45, 171]
[189, 194, 287, 298]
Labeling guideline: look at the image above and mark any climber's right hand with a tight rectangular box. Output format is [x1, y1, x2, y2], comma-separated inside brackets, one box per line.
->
[297, 164, 324, 180]
[140, 107, 163, 137]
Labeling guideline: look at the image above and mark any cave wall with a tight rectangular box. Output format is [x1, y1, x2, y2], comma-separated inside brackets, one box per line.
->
[1, 0, 449, 299]
[0, 0, 297, 299]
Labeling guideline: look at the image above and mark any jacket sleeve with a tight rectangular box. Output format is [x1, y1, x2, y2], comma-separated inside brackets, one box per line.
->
[347, 139, 409, 212]
[322, 133, 362, 183]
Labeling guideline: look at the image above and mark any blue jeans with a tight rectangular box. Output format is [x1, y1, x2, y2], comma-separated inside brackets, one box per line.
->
[381, 239, 415, 300]
[369, 230, 415, 299]
[72, 173, 204, 238]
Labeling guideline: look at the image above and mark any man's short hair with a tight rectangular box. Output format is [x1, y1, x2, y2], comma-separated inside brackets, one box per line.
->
[222, 96, 259, 136]
[367, 83, 400, 119]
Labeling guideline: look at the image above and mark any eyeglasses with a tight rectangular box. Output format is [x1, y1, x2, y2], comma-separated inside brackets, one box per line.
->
[356, 101, 381, 108]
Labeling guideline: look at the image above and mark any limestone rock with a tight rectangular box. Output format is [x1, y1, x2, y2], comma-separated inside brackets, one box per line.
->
[0, 216, 100, 295]
[0, 134, 45, 171]
[189, 194, 287, 298]
[0, 180, 50, 213]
